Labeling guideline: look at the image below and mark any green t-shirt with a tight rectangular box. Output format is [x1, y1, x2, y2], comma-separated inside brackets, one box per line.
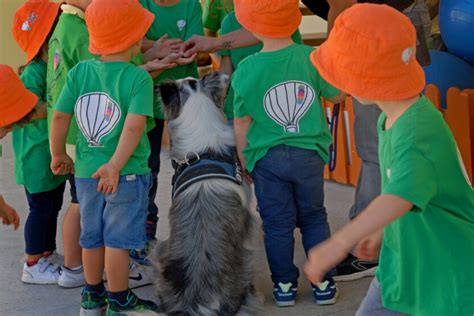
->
[202, 0, 234, 33]
[12, 59, 66, 194]
[233, 44, 340, 172]
[217, 12, 303, 118]
[46, 11, 96, 145]
[140, 0, 203, 119]
[55, 60, 154, 178]
[376, 96, 474, 316]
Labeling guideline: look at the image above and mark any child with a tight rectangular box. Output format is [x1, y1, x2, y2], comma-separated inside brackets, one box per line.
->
[133, 0, 203, 262]
[12, 0, 67, 285]
[50, 0, 159, 313]
[232, 0, 345, 307]
[305, 4, 474, 316]
[0, 65, 38, 232]
[203, 0, 234, 37]
[217, 11, 303, 122]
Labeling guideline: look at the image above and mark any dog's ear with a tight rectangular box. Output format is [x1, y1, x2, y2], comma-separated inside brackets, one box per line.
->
[156, 81, 181, 120]
[200, 72, 230, 109]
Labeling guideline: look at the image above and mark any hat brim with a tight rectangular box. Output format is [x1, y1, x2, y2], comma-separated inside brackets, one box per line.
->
[310, 45, 425, 101]
[0, 90, 38, 127]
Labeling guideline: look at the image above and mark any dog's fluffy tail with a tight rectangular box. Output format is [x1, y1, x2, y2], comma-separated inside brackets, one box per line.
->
[236, 287, 264, 316]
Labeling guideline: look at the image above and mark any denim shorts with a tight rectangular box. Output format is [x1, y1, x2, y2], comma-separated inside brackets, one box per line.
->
[75, 173, 151, 250]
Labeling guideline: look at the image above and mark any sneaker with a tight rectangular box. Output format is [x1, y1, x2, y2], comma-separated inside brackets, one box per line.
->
[22, 257, 61, 284]
[58, 265, 86, 288]
[273, 282, 297, 307]
[334, 253, 378, 282]
[106, 290, 160, 315]
[80, 287, 107, 316]
[44, 251, 64, 265]
[129, 240, 155, 266]
[312, 278, 338, 305]
[128, 262, 153, 289]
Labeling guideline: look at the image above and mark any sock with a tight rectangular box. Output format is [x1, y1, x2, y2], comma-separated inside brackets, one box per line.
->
[108, 289, 131, 306]
[145, 220, 157, 241]
[43, 251, 53, 258]
[26, 258, 40, 267]
[85, 281, 105, 294]
[64, 265, 83, 272]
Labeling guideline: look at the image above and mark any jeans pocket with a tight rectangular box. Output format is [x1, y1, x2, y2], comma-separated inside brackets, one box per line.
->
[106, 177, 138, 204]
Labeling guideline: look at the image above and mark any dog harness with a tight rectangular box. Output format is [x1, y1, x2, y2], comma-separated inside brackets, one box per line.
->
[171, 150, 243, 199]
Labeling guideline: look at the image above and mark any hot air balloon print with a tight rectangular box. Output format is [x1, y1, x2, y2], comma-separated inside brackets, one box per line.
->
[74, 93, 121, 147]
[263, 81, 315, 133]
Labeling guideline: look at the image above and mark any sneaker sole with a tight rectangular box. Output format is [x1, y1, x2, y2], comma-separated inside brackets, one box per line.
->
[58, 279, 85, 288]
[80, 306, 106, 316]
[275, 300, 295, 307]
[21, 276, 58, 285]
[316, 291, 339, 306]
[333, 267, 377, 282]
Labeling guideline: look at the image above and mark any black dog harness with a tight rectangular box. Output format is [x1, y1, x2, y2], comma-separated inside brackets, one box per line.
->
[171, 150, 243, 199]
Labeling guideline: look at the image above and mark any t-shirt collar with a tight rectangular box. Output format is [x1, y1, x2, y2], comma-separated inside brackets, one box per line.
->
[60, 4, 85, 20]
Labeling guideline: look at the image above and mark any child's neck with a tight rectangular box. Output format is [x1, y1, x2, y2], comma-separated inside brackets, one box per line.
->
[377, 95, 421, 130]
[100, 51, 133, 63]
[154, 0, 180, 6]
[261, 37, 294, 52]
[66, 0, 88, 11]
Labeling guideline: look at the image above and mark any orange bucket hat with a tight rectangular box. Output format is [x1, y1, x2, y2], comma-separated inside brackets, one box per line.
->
[311, 3, 425, 101]
[12, 0, 61, 63]
[0, 65, 38, 127]
[86, 0, 155, 55]
[234, 0, 302, 39]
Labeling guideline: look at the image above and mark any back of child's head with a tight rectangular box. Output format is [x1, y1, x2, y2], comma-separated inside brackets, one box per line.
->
[85, 0, 155, 55]
[0, 65, 38, 128]
[310, 3, 425, 102]
[234, 0, 301, 39]
[12, 0, 61, 64]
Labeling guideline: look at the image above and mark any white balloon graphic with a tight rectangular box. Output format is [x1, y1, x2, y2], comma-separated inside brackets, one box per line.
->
[264, 81, 315, 133]
[75, 93, 121, 147]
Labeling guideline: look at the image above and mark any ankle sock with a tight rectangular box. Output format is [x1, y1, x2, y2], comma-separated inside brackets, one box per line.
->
[64, 265, 83, 272]
[26, 258, 40, 267]
[85, 281, 105, 294]
[108, 289, 131, 306]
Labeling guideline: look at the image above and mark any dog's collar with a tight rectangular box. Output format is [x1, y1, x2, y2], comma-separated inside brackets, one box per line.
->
[171, 150, 243, 199]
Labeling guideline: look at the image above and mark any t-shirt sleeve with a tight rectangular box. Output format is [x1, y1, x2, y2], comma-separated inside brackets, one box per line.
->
[20, 64, 45, 102]
[129, 70, 154, 118]
[216, 13, 232, 57]
[232, 70, 249, 118]
[185, 0, 204, 40]
[202, 0, 220, 32]
[316, 70, 340, 100]
[382, 146, 437, 211]
[55, 67, 77, 115]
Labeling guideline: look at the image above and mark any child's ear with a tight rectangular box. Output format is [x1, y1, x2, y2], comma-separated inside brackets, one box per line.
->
[156, 81, 182, 120]
[200, 72, 230, 109]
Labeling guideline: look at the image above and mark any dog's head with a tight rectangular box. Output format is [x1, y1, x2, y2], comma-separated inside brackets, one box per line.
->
[157, 72, 230, 121]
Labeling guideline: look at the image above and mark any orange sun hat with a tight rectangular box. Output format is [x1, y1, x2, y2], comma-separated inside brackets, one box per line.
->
[234, 0, 302, 39]
[86, 0, 155, 55]
[310, 3, 425, 101]
[0, 65, 38, 127]
[12, 0, 61, 63]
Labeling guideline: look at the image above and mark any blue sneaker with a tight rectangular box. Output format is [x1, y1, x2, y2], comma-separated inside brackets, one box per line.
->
[312, 278, 338, 305]
[273, 282, 297, 307]
[129, 240, 155, 266]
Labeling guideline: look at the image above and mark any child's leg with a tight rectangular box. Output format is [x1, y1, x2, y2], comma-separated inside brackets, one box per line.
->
[251, 146, 299, 285]
[105, 247, 129, 291]
[44, 182, 66, 254]
[83, 247, 105, 284]
[62, 175, 82, 268]
[356, 279, 408, 316]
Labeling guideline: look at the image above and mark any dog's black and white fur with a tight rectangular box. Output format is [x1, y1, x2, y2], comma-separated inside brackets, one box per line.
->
[152, 72, 258, 315]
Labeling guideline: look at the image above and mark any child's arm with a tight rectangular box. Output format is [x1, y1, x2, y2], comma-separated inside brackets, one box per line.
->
[92, 114, 147, 195]
[234, 115, 253, 183]
[304, 194, 413, 284]
[0, 195, 20, 230]
[219, 56, 233, 76]
[143, 34, 183, 62]
[50, 111, 74, 176]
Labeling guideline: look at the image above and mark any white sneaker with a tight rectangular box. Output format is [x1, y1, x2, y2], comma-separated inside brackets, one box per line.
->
[58, 265, 86, 288]
[22, 257, 61, 285]
[128, 261, 153, 289]
[45, 251, 64, 266]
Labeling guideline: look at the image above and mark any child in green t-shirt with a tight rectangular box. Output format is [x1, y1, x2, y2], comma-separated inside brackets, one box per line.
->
[218, 11, 303, 121]
[135, 0, 203, 260]
[232, 0, 345, 307]
[12, 0, 67, 286]
[50, 0, 167, 313]
[306, 4, 474, 316]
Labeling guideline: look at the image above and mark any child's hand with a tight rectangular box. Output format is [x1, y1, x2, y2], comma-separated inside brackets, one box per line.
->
[92, 162, 120, 195]
[51, 153, 74, 175]
[0, 196, 20, 230]
[238, 154, 253, 184]
[174, 53, 197, 66]
[143, 57, 177, 78]
[354, 229, 383, 261]
[150, 34, 184, 59]
[304, 238, 348, 284]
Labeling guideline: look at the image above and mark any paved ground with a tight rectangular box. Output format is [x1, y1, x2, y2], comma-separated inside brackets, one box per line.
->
[0, 135, 371, 315]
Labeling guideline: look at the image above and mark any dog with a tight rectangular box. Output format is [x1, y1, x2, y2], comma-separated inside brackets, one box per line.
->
[152, 72, 259, 315]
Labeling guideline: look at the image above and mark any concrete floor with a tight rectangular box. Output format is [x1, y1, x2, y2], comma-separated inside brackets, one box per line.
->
[0, 134, 371, 316]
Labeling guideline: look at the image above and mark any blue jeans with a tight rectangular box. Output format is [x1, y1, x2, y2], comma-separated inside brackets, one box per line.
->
[252, 145, 335, 284]
[76, 174, 151, 250]
[146, 119, 164, 240]
[24, 182, 66, 255]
